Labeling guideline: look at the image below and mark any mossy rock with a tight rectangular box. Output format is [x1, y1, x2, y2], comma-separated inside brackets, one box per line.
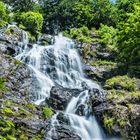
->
[104, 75, 138, 91]
[5, 27, 19, 36]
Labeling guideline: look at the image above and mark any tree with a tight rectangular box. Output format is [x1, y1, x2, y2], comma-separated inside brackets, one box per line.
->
[42, 0, 117, 33]
[117, 3, 140, 77]
[116, 0, 139, 22]
[2, 0, 42, 12]
[91, 0, 117, 28]
[0, 1, 9, 27]
[20, 12, 44, 35]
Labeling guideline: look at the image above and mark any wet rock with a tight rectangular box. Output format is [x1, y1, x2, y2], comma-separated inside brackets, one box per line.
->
[44, 112, 81, 140]
[48, 86, 81, 111]
[83, 64, 118, 83]
[0, 25, 27, 56]
[39, 34, 55, 45]
[45, 125, 81, 140]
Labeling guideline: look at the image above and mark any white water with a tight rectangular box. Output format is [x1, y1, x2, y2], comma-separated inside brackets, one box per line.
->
[14, 30, 119, 140]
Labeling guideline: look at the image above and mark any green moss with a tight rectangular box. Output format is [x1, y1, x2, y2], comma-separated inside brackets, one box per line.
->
[90, 60, 116, 67]
[26, 103, 36, 110]
[31, 135, 42, 140]
[19, 24, 27, 30]
[0, 77, 9, 92]
[105, 75, 137, 91]
[5, 27, 19, 36]
[0, 20, 7, 28]
[106, 90, 126, 100]
[130, 91, 140, 97]
[17, 108, 33, 118]
[0, 99, 46, 139]
[2, 108, 14, 115]
[42, 107, 53, 119]
[6, 135, 16, 140]
[14, 60, 23, 65]
[27, 31, 36, 43]
[41, 40, 48, 46]
[103, 116, 114, 133]
[19, 134, 28, 140]
[0, 120, 15, 134]
[117, 118, 128, 127]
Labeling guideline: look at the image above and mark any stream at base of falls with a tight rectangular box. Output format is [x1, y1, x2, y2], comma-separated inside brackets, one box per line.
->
[15, 31, 120, 140]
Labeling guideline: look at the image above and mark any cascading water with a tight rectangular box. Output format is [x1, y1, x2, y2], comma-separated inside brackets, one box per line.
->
[15, 32, 119, 140]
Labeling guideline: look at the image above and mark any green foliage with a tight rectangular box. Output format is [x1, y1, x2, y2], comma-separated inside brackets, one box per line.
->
[73, 0, 94, 27]
[6, 135, 16, 140]
[104, 116, 114, 133]
[2, 0, 43, 12]
[0, 1, 9, 28]
[43, 107, 53, 119]
[98, 24, 118, 51]
[0, 135, 6, 140]
[105, 75, 137, 91]
[20, 11, 44, 36]
[43, 0, 117, 33]
[117, 3, 140, 77]
[64, 26, 92, 43]
[2, 108, 14, 115]
[116, 0, 139, 22]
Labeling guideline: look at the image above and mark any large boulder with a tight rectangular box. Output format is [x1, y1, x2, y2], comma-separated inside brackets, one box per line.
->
[39, 34, 55, 45]
[47, 86, 81, 111]
[83, 64, 118, 83]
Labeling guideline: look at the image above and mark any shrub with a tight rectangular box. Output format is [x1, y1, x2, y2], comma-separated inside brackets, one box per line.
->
[98, 24, 118, 51]
[20, 12, 44, 36]
[43, 107, 53, 119]
[64, 26, 93, 43]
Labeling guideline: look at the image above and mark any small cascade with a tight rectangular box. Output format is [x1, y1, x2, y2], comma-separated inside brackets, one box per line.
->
[15, 33, 119, 140]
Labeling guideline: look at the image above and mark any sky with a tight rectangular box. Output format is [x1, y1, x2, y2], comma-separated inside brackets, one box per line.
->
[110, 0, 116, 3]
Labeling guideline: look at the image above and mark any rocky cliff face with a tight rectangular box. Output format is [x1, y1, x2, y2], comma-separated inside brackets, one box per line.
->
[0, 26, 49, 140]
[77, 32, 140, 140]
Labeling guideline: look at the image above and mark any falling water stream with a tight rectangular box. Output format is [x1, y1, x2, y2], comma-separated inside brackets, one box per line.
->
[15, 30, 119, 140]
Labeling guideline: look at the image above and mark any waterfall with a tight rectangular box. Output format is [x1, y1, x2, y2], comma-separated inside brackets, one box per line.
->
[15, 33, 119, 140]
